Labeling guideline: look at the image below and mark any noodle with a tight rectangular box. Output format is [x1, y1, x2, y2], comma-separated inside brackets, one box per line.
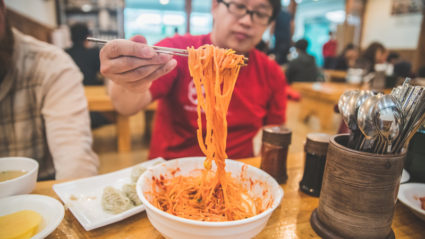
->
[149, 45, 265, 221]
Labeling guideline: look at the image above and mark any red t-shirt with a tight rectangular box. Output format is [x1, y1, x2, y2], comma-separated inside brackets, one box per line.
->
[149, 33, 287, 160]
[323, 39, 337, 58]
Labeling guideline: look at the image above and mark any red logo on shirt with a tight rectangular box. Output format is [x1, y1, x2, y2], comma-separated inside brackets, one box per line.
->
[185, 80, 205, 112]
[188, 80, 198, 105]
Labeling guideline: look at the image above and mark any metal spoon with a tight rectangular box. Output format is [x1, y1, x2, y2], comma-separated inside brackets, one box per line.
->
[351, 90, 376, 149]
[338, 90, 358, 129]
[344, 90, 363, 149]
[373, 95, 403, 154]
[357, 95, 382, 151]
[392, 88, 425, 153]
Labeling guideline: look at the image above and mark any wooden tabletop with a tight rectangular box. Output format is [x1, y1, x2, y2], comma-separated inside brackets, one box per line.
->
[83, 86, 157, 152]
[84, 86, 158, 112]
[291, 82, 359, 130]
[291, 82, 359, 103]
[34, 153, 425, 238]
[84, 86, 115, 112]
[323, 70, 347, 81]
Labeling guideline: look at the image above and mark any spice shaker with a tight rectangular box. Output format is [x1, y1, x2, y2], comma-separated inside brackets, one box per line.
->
[299, 133, 330, 197]
[260, 125, 292, 184]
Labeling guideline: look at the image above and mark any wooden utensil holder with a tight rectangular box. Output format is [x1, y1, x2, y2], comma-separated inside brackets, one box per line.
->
[310, 134, 405, 239]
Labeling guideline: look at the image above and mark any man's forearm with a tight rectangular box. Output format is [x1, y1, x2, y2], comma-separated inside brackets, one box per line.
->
[108, 81, 153, 116]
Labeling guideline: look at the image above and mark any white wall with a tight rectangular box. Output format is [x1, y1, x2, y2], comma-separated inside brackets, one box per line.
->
[361, 0, 422, 49]
[5, 0, 57, 28]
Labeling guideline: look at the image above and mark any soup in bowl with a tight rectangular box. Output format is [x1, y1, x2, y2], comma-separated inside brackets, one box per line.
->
[136, 157, 283, 239]
[0, 157, 39, 198]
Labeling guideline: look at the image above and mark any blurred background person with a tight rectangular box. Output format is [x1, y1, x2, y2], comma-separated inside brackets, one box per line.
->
[271, 8, 292, 65]
[322, 31, 337, 69]
[66, 23, 111, 129]
[356, 42, 388, 90]
[387, 52, 413, 80]
[333, 43, 359, 71]
[285, 39, 319, 84]
[66, 23, 102, 86]
[356, 41, 387, 74]
[0, 0, 98, 180]
[387, 52, 400, 65]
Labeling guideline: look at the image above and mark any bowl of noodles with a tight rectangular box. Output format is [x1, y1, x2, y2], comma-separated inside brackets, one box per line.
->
[136, 157, 283, 239]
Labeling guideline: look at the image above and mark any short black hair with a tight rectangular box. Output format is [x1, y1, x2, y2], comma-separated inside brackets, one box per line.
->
[295, 39, 308, 52]
[216, 0, 281, 22]
[387, 52, 400, 62]
[70, 23, 90, 45]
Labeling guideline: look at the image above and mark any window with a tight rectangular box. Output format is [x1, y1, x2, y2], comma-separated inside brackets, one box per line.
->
[124, 0, 213, 44]
[125, 0, 186, 44]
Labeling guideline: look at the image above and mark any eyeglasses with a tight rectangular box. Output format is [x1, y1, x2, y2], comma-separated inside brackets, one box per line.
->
[217, 0, 272, 25]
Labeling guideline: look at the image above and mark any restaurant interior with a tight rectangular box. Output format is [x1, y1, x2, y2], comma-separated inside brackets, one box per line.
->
[1, 0, 425, 238]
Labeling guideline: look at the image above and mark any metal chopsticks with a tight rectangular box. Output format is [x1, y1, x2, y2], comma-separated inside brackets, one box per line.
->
[87, 37, 188, 57]
[87, 37, 249, 63]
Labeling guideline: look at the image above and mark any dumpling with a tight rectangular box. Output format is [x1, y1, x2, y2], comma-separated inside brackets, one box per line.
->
[131, 161, 162, 183]
[102, 186, 133, 214]
[131, 165, 147, 183]
[122, 183, 142, 206]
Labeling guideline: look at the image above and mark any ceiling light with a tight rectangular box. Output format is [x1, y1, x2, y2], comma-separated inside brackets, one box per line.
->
[160, 0, 170, 5]
[81, 4, 92, 12]
[137, 13, 162, 25]
[325, 10, 345, 23]
[163, 14, 185, 26]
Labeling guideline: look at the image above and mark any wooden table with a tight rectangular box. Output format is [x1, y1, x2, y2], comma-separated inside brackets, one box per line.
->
[292, 82, 358, 130]
[323, 69, 347, 82]
[84, 86, 158, 152]
[85, 86, 131, 152]
[34, 153, 425, 238]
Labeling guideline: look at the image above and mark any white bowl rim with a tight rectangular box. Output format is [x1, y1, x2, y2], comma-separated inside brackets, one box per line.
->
[137, 156, 284, 227]
[398, 182, 425, 216]
[0, 157, 39, 185]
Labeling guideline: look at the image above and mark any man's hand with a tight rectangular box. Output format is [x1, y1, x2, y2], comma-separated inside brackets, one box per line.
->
[100, 35, 177, 93]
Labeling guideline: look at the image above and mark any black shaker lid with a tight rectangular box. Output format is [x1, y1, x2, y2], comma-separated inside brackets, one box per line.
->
[262, 125, 292, 146]
[305, 133, 331, 155]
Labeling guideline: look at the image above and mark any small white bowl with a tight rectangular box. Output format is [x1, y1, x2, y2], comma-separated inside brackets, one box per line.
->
[0, 157, 39, 198]
[136, 157, 283, 239]
[398, 183, 425, 222]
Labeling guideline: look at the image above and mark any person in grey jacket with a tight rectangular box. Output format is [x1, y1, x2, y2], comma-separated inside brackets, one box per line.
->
[285, 39, 319, 84]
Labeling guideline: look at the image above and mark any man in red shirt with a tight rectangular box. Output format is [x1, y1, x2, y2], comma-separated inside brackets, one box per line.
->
[100, 0, 287, 160]
[322, 31, 338, 69]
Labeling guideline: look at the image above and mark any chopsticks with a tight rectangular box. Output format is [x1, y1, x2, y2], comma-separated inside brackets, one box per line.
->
[87, 37, 249, 64]
[87, 37, 189, 57]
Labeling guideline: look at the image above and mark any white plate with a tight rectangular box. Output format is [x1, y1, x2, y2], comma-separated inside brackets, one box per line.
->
[0, 194, 64, 239]
[400, 169, 410, 184]
[397, 183, 425, 222]
[53, 157, 165, 231]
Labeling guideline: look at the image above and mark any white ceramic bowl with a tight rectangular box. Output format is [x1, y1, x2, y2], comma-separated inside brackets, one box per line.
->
[0, 157, 39, 198]
[136, 157, 284, 239]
